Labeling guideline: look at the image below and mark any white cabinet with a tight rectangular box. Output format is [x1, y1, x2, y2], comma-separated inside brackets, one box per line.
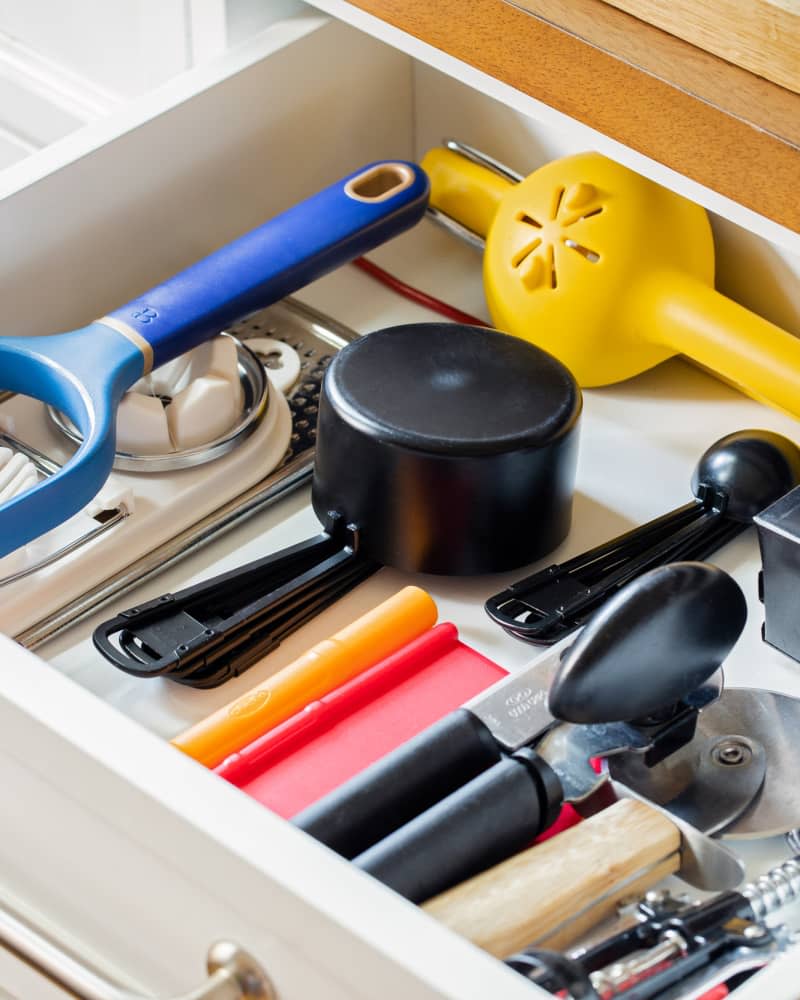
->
[0, 8, 799, 999]
[0, 0, 308, 168]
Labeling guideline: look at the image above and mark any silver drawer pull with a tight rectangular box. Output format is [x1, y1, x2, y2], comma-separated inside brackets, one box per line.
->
[0, 904, 277, 1000]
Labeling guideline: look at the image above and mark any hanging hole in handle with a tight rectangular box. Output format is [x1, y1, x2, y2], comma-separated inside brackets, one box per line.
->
[345, 163, 415, 203]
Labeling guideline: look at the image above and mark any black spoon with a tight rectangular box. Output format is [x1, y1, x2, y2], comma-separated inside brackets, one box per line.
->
[486, 429, 800, 644]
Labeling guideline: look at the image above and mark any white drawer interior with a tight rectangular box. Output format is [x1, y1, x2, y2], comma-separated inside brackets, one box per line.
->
[1, 10, 800, 998]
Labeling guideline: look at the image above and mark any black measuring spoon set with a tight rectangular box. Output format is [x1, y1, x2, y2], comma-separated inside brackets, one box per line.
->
[487, 429, 800, 644]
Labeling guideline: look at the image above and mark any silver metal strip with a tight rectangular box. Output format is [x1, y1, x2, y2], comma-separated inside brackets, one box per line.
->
[425, 206, 487, 251]
[0, 431, 61, 476]
[443, 137, 524, 184]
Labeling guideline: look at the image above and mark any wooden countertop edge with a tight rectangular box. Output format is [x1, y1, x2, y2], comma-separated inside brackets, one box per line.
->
[348, 0, 800, 234]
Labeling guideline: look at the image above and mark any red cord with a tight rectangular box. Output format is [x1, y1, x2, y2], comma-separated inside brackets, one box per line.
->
[352, 256, 487, 327]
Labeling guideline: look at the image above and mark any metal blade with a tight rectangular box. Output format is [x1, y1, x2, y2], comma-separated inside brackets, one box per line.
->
[611, 782, 746, 891]
[610, 688, 800, 838]
[607, 732, 766, 836]
[465, 646, 564, 752]
[534, 720, 653, 803]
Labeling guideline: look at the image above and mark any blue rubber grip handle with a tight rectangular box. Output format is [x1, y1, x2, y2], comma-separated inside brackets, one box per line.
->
[107, 161, 429, 369]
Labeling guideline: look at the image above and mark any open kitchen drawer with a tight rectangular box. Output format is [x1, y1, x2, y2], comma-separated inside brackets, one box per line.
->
[1, 8, 800, 999]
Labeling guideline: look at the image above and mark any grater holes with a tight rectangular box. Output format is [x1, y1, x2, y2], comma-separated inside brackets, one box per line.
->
[284, 351, 327, 459]
[259, 350, 285, 370]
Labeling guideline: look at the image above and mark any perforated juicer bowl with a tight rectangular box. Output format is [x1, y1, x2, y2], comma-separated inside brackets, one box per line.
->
[483, 152, 714, 386]
[424, 143, 800, 416]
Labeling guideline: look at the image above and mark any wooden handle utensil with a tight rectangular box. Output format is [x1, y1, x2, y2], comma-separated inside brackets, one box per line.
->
[423, 799, 681, 956]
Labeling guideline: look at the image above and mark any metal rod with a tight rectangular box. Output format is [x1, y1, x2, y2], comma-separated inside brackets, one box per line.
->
[0, 431, 61, 476]
[425, 206, 486, 251]
[0, 507, 129, 589]
[424, 138, 521, 250]
[442, 137, 524, 184]
[590, 930, 688, 997]
[0, 904, 276, 999]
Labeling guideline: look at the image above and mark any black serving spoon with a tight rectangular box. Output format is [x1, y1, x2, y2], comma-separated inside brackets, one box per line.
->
[486, 429, 800, 644]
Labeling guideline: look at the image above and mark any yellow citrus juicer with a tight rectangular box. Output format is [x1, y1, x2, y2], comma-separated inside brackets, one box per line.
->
[422, 144, 800, 418]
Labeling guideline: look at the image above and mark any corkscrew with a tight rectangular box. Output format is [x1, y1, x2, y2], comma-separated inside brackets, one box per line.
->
[507, 856, 800, 998]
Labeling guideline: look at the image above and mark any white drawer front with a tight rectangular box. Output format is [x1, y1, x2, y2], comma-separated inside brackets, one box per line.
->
[0, 637, 534, 999]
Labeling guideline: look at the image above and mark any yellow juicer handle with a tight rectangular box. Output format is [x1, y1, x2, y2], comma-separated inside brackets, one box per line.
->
[640, 271, 800, 420]
[421, 147, 513, 239]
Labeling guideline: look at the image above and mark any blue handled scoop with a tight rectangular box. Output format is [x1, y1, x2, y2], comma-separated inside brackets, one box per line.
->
[0, 161, 429, 559]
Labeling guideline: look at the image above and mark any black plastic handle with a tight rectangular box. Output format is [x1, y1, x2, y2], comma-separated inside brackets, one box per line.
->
[548, 562, 747, 724]
[92, 517, 374, 686]
[170, 557, 378, 688]
[487, 429, 800, 647]
[292, 708, 502, 860]
[92, 530, 344, 676]
[353, 748, 563, 903]
[485, 500, 719, 644]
